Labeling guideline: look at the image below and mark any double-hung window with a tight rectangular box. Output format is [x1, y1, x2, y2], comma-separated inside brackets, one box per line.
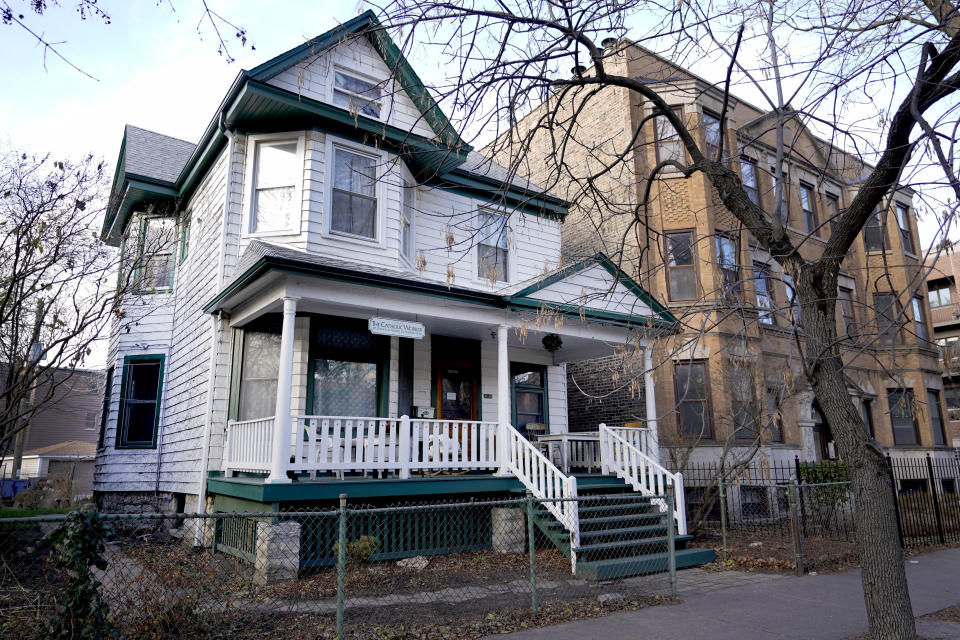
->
[888, 389, 918, 446]
[249, 139, 300, 234]
[116, 355, 164, 449]
[753, 262, 775, 325]
[477, 211, 509, 282]
[864, 210, 888, 251]
[331, 146, 378, 239]
[730, 364, 758, 441]
[716, 233, 739, 302]
[237, 329, 281, 421]
[874, 292, 902, 345]
[838, 287, 857, 337]
[740, 158, 759, 206]
[912, 296, 929, 345]
[666, 231, 696, 300]
[770, 168, 788, 222]
[136, 217, 176, 291]
[675, 361, 713, 440]
[655, 106, 684, 164]
[825, 193, 841, 234]
[179, 212, 191, 263]
[896, 203, 915, 254]
[401, 179, 416, 264]
[332, 70, 383, 119]
[862, 398, 876, 438]
[783, 273, 799, 327]
[929, 390, 946, 446]
[765, 388, 784, 442]
[929, 281, 953, 308]
[703, 110, 722, 160]
[799, 183, 818, 235]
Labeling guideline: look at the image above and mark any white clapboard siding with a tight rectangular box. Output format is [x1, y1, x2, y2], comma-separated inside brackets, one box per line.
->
[525, 263, 652, 318]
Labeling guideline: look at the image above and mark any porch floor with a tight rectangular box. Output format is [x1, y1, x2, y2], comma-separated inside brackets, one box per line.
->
[206, 472, 625, 505]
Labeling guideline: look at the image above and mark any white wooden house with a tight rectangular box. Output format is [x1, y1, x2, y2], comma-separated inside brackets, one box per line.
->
[94, 12, 712, 577]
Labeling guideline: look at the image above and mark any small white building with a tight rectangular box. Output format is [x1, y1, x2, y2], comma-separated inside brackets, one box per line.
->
[94, 11, 711, 577]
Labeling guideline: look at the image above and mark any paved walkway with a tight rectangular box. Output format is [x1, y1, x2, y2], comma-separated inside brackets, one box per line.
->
[487, 548, 960, 640]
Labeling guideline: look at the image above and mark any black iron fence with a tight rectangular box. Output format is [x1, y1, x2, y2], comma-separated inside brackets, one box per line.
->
[677, 452, 960, 564]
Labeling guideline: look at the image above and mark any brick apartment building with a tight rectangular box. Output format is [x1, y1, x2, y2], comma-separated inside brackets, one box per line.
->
[925, 244, 960, 447]
[493, 41, 951, 466]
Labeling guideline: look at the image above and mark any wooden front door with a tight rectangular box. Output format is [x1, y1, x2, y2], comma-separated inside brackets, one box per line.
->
[435, 361, 478, 420]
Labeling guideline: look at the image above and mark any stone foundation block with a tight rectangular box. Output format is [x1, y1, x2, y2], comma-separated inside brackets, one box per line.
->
[254, 520, 301, 585]
[491, 507, 526, 553]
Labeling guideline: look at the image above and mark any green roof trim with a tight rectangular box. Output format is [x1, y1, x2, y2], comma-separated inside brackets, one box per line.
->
[203, 251, 676, 332]
[505, 253, 677, 325]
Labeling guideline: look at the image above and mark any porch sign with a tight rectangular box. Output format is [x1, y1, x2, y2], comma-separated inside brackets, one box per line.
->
[368, 317, 425, 339]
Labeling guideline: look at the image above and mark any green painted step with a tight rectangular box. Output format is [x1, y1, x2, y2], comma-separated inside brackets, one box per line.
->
[579, 513, 664, 527]
[575, 548, 717, 581]
[578, 523, 669, 541]
[575, 534, 694, 555]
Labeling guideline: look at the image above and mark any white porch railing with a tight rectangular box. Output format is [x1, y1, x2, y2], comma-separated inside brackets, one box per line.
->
[225, 417, 275, 473]
[599, 423, 686, 535]
[605, 425, 652, 457]
[502, 423, 579, 570]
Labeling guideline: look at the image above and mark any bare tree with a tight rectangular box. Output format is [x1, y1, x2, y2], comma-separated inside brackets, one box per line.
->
[0, 146, 168, 477]
[363, 1, 960, 637]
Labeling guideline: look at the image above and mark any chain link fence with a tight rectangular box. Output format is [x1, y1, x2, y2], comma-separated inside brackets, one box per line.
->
[0, 493, 678, 639]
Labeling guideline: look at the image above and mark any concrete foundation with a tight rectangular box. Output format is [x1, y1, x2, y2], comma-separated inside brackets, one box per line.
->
[254, 520, 301, 585]
[491, 507, 526, 553]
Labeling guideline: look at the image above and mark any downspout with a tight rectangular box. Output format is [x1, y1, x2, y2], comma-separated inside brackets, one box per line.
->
[194, 119, 235, 542]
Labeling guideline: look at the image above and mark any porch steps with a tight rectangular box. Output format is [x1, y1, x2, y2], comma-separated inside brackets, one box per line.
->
[530, 491, 715, 581]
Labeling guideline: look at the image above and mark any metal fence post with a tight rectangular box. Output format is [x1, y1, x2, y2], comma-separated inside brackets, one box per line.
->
[667, 489, 677, 597]
[718, 479, 728, 564]
[526, 493, 538, 615]
[795, 455, 808, 537]
[926, 454, 947, 544]
[886, 455, 905, 548]
[789, 482, 804, 576]
[336, 493, 347, 639]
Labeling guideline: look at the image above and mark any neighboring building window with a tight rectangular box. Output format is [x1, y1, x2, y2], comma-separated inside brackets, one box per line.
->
[179, 212, 191, 263]
[666, 231, 696, 300]
[401, 179, 416, 263]
[862, 398, 875, 438]
[928, 390, 946, 446]
[912, 296, 929, 345]
[98, 366, 114, 449]
[716, 233, 740, 302]
[770, 168, 788, 221]
[331, 146, 378, 239]
[888, 389, 918, 446]
[655, 106, 684, 164]
[864, 209, 888, 251]
[703, 110, 722, 160]
[753, 262, 775, 325]
[332, 70, 382, 119]
[874, 292, 901, 345]
[116, 355, 164, 449]
[928, 281, 953, 308]
[896, 203, 915, 254]
[765, 387, 784, 442]
[799, 183, 818, 234]
[249, 139, 300, 234]
[825, 193, 841, 233]
[675, 360, 713, 440]
[238, 329, 281, 421]
[136, 217, 175, 291]
[730, 365, 758, 441]
[477, 211, 509, 282]
[941, 337, 960, 365]
[740, 158, 759, 206]
[783, 273, 799, 326]
[741, 486, 770, 519]
[838, 286, 857, 337]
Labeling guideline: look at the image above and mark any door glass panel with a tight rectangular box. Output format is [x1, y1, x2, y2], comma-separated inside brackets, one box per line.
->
[440, 367, 473, 419]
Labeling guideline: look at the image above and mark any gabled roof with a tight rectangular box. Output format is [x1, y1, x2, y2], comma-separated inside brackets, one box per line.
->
[102, 11, 566, 245]
[206, 241, 676, 330]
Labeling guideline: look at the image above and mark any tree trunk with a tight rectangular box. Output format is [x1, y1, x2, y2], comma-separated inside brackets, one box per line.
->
[800, 271, 916, 640]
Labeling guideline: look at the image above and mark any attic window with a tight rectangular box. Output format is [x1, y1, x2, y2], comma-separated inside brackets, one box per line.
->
[333, 71, 382, 119]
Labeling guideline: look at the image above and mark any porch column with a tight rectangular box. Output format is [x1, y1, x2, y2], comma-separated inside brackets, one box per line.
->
[265, 296, 300, 484]
[643, 347, 661, 464]
[496, 324, 511, 475]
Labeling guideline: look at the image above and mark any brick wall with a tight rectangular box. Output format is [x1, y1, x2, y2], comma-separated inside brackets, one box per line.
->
[566, 355, 646, 432]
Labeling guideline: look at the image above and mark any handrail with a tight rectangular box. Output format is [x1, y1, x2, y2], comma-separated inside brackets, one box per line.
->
[501, 423, 579, 570]
[599, 423, 686, 535]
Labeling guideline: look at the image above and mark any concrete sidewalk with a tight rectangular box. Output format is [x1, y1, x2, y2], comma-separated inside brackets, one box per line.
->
[488, 548, 960, 640]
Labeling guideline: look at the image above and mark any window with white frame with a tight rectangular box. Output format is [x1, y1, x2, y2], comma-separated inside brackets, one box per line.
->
[477, 211, 509, 282]
[330, 146, 378, 239]
[332, 70, 383, 119]
[136, 217, 176, 291]
[401, 178, 416, 263]
[249, 139, 300, 234]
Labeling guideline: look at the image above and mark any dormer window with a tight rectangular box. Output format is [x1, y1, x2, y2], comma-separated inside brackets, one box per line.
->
[333, 70, 382, 119]
[246, 135, 304, 235]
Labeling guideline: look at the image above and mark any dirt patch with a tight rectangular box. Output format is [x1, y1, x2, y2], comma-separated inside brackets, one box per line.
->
[922, 602, 960, 624]
[690, 530, 859, 574]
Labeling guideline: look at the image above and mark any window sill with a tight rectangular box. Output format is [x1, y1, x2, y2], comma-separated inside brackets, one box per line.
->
[114, 444, 158, 451]
[241, 229, 301, 240]
[865, 249, 893, 256]
[323, 229, 382, 247]
[903, 251, 919, 260]
[132, 288, 173, 297]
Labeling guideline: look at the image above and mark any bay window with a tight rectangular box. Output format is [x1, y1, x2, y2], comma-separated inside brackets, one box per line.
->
[331, 146, 378, 239]
[249, 139, 300, 234]
[477, 211, 509, 282]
